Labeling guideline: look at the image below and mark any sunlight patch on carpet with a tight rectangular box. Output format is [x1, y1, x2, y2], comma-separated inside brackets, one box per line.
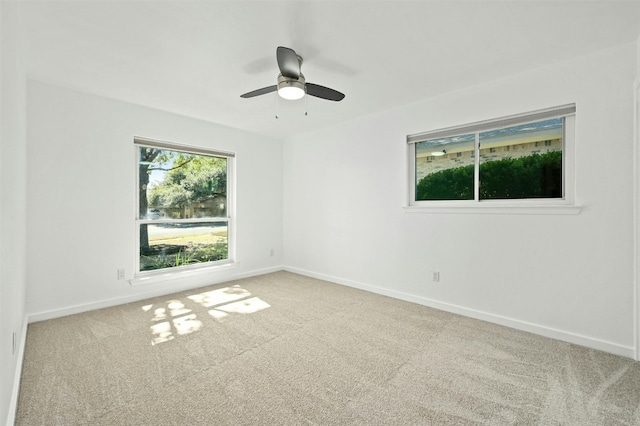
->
[144, 285, 270, 345]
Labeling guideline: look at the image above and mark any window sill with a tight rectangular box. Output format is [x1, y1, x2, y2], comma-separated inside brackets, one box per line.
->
[403, 204, 582, 215]
[130, 261, 237, 287]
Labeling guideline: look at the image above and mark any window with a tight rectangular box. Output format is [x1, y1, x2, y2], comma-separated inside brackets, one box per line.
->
[408, 105, 575, 207]
[135, 139, 234, 274]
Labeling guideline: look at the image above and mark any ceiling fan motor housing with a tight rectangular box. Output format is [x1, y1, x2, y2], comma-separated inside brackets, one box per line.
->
[277, 73, 306, 100]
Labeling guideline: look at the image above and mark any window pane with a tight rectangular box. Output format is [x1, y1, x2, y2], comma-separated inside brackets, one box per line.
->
[138, 147, 227, 220]
[140, 221, 228, 272]
[479, 118, 563, 200]
[415, 134, 475, 200]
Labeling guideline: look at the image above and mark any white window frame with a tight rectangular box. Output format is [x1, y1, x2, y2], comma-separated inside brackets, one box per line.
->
[405, 104, 581, 215]
[133, 138, 236, 281]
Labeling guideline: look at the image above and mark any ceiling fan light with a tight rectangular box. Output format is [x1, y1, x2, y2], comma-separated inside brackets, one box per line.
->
[277, 74, 306, 100]
[278, 86, 305, 100]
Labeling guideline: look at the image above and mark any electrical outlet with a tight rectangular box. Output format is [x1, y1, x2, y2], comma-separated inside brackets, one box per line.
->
[432, 271, 440, 282]
[117, 268, 125, 280]
[270, 249, 275, 257]
[12, 331, 17, 355]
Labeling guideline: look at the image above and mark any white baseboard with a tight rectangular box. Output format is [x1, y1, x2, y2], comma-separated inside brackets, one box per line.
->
[26, 264, 636, 359]
[28, 265, 283, 323]
[283, 265, 636, 359]
[7, 317, 28, 426]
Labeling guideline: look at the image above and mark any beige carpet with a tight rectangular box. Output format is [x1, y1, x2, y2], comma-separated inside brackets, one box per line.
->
[16, 271, 640, 425]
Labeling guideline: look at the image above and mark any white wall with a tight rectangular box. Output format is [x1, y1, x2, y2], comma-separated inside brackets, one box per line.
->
[284, 42, 638, 358]
[26, 81, 283, 318]
[0, 2, 28, 424]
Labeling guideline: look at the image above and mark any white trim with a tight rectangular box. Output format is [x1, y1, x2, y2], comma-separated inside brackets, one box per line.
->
[130, 260, 237, 286]
[634, 79, 640, 361]
[283, 266, 635, 359]
[227, 151, 237, 266]
[407, 104, 576, 144]
[562, 114, 576, 205]
[134, 136, 235, 158]
[407, 141, 417, 208]
[403, 204, 582, 215]
[7, 318, 28, 426]
[24, 264, 635, 358]
[28, 266, 283, 323]
[135, 145, 141, 273]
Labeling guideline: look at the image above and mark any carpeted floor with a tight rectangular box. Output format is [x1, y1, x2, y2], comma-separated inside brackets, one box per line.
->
[16, 271, 640, 425]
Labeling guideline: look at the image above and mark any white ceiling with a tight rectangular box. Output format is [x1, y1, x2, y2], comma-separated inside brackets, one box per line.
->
[18, 1, 640, 139]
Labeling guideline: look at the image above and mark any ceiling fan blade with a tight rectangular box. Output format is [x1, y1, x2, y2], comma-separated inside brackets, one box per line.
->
[306, 83, 345, 101]
[277, 46, 300, 79]
[240, 85, 277, 98]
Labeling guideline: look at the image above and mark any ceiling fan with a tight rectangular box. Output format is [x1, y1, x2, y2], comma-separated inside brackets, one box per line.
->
[240, 46, 345, 102]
